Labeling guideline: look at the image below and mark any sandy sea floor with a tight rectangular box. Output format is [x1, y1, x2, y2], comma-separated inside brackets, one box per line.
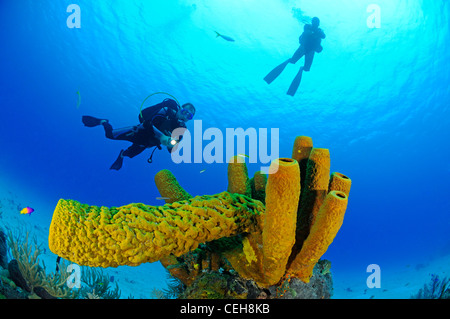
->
[332, 253, 450, 299]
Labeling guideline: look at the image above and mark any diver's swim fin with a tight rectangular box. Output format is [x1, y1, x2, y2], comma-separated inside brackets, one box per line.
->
[110, 150, 124, 170]
[264, 59, 290, 84]
[82, 115, 108, 127]
[287, 67, 304, 97]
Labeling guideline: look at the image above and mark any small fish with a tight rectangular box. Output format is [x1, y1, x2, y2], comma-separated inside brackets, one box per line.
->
[215, 31, 235, 42]
[20, 207, 34, 216]
[76, 90, 81, 109]
[156, 197, 171, 201]
[237, 153, 250, 159]
[200, 169, 206, 173]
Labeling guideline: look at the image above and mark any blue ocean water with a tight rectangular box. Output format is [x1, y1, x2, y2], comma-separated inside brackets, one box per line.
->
[0, 0, 449, 299]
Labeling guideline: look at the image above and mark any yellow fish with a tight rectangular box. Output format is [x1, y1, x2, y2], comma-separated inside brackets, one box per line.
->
[20, 207, 34, 216]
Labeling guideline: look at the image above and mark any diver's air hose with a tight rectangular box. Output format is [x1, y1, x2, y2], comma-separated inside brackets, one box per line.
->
[139, 92, 180, 119]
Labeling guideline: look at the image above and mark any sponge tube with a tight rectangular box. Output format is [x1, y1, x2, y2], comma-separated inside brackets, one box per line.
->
[227, 155, 251, 196]
[287, 190, 348, 282]
[292, 148, 330, 256]
[154, 169, 192, 203]
[328, 172, 352, 197]
[48, 192, 264, 268]
[262, 158, 300, 285]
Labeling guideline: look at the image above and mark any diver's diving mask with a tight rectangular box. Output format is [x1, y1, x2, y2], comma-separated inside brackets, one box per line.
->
[181, 108, 194, 120]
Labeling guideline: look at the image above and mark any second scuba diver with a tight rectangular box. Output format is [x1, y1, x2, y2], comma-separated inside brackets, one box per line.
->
[264, 17, 326, 96]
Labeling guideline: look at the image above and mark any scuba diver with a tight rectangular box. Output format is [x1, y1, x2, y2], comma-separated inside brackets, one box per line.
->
[264, 17, 326, 96]
[82, 98, 195, 170]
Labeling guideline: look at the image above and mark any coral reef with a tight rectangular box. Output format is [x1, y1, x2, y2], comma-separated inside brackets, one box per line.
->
[0, 229, 8, 269]
[160, 271, 186, 299]
[0, 228, 122, 299]
[180, 271, 248, 299]
[78, 267, 121, 299]
[272, 260, 333, 299]
[157, 259, 333, 299]
[411, 274, 450, 299]
[4, 229, 76, 299]
[47, 135, 351, 298]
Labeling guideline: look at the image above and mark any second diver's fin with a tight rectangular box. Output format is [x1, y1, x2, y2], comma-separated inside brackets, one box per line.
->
[264, 59, 290, 84]
[82, 116, 107, 127]
[110, 150, 124, 170]
[287, 67, 304, 97]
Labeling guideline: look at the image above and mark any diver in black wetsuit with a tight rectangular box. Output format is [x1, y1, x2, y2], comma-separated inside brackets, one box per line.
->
[264, 17, 326, 96]
[82, 98, 195, 170]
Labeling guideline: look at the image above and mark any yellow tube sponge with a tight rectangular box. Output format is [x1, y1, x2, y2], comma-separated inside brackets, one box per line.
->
[250, 171, 267, 203]
[262, 158, 300, 285]
[287, 190, 348, 282]
[48, 192, 264, 268]
[328, 172, 352, 197]
[291, 136, 313, 162]
[292, 148, 330, 256]
[291, 136, 313, 191]
[154, 169, 192, 203]
[224, 159, 300, 287]
[227, 155, 251, 197]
